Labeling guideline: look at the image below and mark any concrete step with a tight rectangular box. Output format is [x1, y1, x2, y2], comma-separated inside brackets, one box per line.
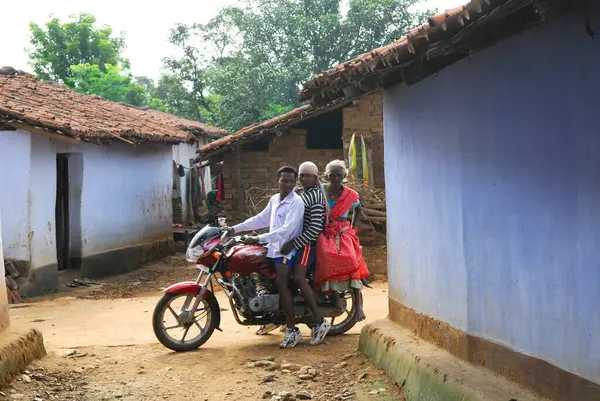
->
[359, 319, 546, 401]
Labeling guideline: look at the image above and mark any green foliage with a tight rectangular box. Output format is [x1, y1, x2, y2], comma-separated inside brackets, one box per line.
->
[157, 0, 433, 132]
[67, 64, 165, 110]
[28, 13, 128, 83]
[27, 2, 433, 131]
[260, 104, 296, 122]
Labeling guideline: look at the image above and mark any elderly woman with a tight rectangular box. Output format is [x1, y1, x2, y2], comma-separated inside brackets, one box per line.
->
[315, 159, 370, 321]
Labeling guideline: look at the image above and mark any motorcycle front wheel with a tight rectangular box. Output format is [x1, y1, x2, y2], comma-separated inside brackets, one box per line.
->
[326, 290, 359, 336]
[152, 292, 219, 352]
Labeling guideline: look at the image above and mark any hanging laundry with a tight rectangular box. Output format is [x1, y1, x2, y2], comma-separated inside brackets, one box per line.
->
[191, 167, 203, 212]
[360, 134, 369, 187]
[348, 133, 358, 180]
[216, 173, 225, 202]
[199, 167, 206, 201]
[347, 133, 370, 186]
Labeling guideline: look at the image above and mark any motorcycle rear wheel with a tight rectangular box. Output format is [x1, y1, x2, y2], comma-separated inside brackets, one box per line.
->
[326, 290, 358, 336]
[152, 292, 219, 352]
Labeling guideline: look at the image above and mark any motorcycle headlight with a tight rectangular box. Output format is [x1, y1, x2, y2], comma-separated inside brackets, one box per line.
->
[186, 245, 205, 263]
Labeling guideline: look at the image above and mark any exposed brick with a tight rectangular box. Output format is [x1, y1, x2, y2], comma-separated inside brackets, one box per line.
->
[342, 91, 385, 187]
[221, 95, 384, 222]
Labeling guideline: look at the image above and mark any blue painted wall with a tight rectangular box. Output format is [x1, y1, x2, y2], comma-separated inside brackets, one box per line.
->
[384, 10, 600, 383]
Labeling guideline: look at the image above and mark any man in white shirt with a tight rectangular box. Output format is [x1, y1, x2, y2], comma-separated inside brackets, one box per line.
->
[227, 166, 306, 348]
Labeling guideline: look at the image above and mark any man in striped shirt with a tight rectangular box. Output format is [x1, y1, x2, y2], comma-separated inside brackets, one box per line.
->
[271, 161, 332, 346]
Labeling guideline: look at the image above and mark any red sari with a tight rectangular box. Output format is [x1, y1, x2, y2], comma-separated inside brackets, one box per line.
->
[315, 186, 370, 287]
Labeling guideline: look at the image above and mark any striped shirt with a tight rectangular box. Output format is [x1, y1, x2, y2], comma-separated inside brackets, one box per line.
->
[292, 185, 326, 249]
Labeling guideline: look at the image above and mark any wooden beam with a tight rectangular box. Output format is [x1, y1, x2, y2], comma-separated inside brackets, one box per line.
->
[366, 216, 387, 223]
[363, 207, 387, 217]
[7, 122, 81, 145]
[108, 132, 136, 147]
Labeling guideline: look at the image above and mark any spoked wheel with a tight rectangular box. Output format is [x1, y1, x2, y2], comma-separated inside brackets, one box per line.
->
[326, 290, 358, 336]
[152, 292, 219, 352]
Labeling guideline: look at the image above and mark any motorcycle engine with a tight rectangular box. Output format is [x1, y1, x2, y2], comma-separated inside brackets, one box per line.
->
[248, 291, 280, 313]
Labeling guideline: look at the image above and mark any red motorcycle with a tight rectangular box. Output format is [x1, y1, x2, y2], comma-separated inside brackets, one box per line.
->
[152, 225, 360, 352]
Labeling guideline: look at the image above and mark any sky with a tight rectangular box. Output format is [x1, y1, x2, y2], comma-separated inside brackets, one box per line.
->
[1, 0, 464, 80]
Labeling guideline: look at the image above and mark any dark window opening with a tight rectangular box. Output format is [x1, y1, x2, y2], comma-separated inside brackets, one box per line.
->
[293, 108, 343, 150]
[242, 138, 270, 152]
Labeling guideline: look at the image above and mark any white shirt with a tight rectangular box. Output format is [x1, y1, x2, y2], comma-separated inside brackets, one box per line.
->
[233, 191, 305, 259]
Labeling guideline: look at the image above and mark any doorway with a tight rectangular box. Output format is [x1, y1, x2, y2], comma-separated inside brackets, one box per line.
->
[56, 154, 70, 271]
[55, 153, 83, 271]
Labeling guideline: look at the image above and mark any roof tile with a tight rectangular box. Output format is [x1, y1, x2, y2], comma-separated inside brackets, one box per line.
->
[0, 73, 227, 144]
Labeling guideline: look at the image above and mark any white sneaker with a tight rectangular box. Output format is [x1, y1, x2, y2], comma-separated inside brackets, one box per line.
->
[309, 319, 332, 345]
[256, 323, 280, 335]
[280, 327, 302, 348]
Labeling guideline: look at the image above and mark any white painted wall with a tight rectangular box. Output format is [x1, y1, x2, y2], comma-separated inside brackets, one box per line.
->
[29, 135, 60, 268]
[79, 142, 173, 255]
[0, 130, 32, 262]
[0, 129, 174, 276]
[0, 210, 8, 331]
[172, 140, 212, 225]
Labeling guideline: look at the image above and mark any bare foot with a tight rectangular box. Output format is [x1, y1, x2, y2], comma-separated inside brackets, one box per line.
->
[356, 307, 366, 321]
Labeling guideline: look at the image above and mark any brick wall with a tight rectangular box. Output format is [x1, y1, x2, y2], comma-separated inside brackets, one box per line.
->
[342, 91, 385, 188]
[221, 128, 343, 223]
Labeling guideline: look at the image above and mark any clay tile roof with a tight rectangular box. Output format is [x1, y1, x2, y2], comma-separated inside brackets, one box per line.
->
[195, 97, 352, 161]
[121, 105, 227, 139]
[0, 72, 227, 144]
[300, 0, 578, 104]
[196, 104, 313, 161]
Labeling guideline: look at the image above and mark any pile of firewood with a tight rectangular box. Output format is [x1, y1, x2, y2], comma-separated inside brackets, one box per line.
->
[4, 261, 22, 304]
[244, 179, 387, 246]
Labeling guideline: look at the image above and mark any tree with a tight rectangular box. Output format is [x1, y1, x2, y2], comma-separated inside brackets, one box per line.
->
[28, 13, 128, 83]
[157, 0, 433, 132]
[68, 63, 167, 111]
[28, 15, 169, 111]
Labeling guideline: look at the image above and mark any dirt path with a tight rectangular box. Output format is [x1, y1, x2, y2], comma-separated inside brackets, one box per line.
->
[2, 282, 403, 400]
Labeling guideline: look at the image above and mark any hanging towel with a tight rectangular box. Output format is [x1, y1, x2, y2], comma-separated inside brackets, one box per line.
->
[192, 167, 203, 209]
[216, 173, 225, 202]
[360, 135, 369, 187]
[348, 133, 357, 180]
[199, 167, 206, 201]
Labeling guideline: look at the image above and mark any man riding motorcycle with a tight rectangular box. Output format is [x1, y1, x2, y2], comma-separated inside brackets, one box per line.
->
[255, 162, 332, 345]
[224, 165, 330, 348]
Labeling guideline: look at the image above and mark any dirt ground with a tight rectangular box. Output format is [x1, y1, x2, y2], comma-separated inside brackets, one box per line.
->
[1, 252, 401, 401]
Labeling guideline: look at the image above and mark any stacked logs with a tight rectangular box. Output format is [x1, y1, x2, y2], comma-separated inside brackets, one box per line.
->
[4, 261, 22, 304]
[357, 201, 387, 246]
[362, 201, 387, 224]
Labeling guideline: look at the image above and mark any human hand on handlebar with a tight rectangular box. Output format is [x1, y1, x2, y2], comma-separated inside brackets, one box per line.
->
[222, 227, 235, 237]
[244, 236, 260, 245]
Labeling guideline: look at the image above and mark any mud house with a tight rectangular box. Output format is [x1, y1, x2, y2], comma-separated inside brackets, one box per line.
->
[195, 92, 384, 224]
[302, 0, 600, 399]
[0, 69, 224, 297]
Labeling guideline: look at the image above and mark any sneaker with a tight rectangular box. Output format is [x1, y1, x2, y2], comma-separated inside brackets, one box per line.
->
[309, 319, 332, 345]
[256, 323, 280, 335]
[280, 327, 302, 349]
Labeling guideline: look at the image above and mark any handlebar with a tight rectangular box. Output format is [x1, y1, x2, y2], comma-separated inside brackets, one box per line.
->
[219, 229, 257, 247]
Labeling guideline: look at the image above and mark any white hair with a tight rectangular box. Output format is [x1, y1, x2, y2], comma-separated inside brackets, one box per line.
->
[325, 159, 349, 177]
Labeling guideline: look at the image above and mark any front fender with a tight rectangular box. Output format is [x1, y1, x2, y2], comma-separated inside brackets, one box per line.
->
[165, 281, 212, 297]
[163, 281, 221, 331]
